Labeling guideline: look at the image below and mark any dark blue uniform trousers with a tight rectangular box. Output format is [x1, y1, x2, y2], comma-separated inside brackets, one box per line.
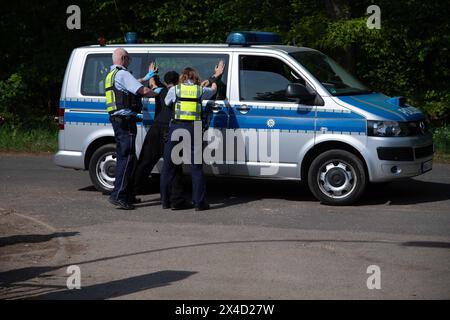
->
[110, 116, 137, 203]
[160, 121, 206, 207]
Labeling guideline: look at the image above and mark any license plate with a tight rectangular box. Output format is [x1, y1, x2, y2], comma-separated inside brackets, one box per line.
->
[422, 160, 433, 173]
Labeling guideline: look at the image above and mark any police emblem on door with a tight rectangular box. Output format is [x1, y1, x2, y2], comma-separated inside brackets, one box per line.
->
[267, 119, 275, 128]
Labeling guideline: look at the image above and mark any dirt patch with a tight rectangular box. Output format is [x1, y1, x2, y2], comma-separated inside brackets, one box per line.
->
[0, 209, 62, 267]
[0, 209, 86, 299]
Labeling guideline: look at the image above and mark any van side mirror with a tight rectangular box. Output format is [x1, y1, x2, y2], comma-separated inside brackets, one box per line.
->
[285, 83, 316, 103]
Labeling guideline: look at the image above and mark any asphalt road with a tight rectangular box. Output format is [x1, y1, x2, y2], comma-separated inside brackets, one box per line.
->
[0, 153, 449, 299]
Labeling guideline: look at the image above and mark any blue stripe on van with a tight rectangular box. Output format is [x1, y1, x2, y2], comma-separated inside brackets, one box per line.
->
[315, 110, 365, 119]
[65, 112, 110, 124]
[62, 99, 156, 124]
[230, 116, 316, 131]
[61, 100, 367, 133]
[230, 107, 315, 118]
[316, 118, 366, 133]
[64, 100, 106, 110]
[65, 112, 148, 127]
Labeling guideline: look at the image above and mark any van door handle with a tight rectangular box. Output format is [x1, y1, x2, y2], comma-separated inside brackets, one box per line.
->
[211, 104, 222, 113]
[237, 104, 250, 114]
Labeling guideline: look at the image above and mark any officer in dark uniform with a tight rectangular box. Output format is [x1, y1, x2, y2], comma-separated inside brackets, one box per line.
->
[105, 48, 158, 210]
[160, 61, 225, 211]
[131, 71, 187, 209]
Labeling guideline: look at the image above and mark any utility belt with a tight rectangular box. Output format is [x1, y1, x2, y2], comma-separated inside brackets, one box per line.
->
[109, 114, 142, 123]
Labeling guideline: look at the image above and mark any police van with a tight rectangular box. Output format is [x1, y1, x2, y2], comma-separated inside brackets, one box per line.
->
[54, 31, 434, 205]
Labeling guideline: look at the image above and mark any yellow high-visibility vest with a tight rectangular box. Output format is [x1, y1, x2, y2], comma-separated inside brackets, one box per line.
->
[104, 67, 142, 114]
[105, 68, 120, 113]
[173, 84, 203, 121]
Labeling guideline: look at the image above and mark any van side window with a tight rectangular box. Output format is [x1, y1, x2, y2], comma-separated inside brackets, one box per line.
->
[148, 53, 229, 100]
[239, 55, 305, 102]
[81, 53, 147, 96]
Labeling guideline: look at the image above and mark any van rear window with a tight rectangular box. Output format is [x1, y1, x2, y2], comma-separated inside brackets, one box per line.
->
[81, 53, 147, 96]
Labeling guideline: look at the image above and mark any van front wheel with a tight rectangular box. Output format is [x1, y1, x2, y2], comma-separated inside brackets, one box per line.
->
[307, 149, 367, 205]
[88, 144, 116, 194]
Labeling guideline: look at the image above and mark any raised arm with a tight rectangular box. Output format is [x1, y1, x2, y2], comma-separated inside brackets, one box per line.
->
[202, 60, 225, 88]
[138, 62, 158, 83]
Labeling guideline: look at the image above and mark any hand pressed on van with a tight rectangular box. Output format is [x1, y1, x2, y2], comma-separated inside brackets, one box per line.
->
[136, 62, 160, 97]
[201, 60, 225, 88]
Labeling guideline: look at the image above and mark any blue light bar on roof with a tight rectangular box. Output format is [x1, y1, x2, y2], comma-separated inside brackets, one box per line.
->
[226, 31, 282, 46]
[125, 32, 138, 44]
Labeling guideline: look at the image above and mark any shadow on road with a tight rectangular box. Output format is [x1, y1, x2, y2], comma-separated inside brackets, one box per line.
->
[82, 175, 450, 208]
[205, 177, 450, 207]
[0, 266, 59, 286]
[402, 241, 450, 249]
[0, 232, 80, 248]
[2, 238, 449, 291]
[361, 179, 450, 206]
[78, 186, 97, 192]
[28, 270, 196, 300]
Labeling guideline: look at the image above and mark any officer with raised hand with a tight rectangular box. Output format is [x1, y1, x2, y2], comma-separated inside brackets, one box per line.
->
[105, 48, 158, 210]
[160, 60, 225, 211]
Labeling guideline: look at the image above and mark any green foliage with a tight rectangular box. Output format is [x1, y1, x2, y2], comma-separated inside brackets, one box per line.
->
[0, 73, 26, 123]
[0, 123, 58, 153]
[421, 91, 450, 124]
[433, 125, 450, 154]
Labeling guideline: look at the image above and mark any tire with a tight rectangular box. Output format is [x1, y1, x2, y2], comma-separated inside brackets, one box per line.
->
[307, 149, 367, 205]
[88, 144, 116, 194]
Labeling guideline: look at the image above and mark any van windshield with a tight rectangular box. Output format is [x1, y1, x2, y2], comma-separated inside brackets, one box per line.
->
[290, 51, 372, 96]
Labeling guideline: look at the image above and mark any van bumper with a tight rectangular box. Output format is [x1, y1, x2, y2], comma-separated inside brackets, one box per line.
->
[366, 133, 434, 182]
[54, 150, 84, 169]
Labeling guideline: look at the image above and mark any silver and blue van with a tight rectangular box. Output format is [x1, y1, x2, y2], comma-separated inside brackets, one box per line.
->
[54, 31, 434, 205]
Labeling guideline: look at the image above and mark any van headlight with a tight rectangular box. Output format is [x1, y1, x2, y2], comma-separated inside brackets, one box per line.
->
[367, 120, 403, 137]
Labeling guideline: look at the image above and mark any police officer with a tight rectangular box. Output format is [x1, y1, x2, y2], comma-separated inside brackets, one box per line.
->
[105, 48, 158, 210]
[160, 61, 225, 211]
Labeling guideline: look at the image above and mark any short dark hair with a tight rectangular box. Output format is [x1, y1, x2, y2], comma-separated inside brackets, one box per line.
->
[164, 71, 179, 85]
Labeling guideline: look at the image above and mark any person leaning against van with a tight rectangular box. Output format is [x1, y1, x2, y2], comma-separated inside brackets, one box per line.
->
[105, 48, 158, 210]
[160, 61, 225, 211]
[131, 70, 187, 209]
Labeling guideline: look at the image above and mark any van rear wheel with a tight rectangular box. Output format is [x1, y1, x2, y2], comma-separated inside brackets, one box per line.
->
[89, 144, 116, 194]
[307, 149, 367, 205]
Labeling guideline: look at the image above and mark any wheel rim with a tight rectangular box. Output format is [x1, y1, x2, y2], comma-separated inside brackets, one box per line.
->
[317, 160, 357, 199]
[96, 152, 116, 191]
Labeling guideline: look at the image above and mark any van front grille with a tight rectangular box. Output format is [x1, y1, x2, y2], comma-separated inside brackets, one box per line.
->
[377, 147, 414, 161]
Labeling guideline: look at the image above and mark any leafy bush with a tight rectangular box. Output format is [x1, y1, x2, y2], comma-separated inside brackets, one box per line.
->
[433, 126, 450, 154]
[0, 122, 58, 153]
[0, 73, 27, 124]
[420, 91, 450, 125]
